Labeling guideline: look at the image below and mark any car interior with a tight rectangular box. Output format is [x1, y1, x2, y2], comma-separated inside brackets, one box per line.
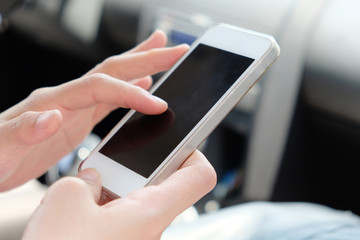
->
[1, 0, 360, 239]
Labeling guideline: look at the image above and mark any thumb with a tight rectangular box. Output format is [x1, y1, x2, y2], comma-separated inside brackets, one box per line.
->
[23, 171, 102, 238]
[40, 169, 102, 209]
[0, 110, 62, 185]
[77, 168, 103, 204]
[0, 110, 62, 147]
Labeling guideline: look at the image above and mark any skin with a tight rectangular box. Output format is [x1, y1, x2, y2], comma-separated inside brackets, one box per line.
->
[0, 30, 217, 239]
[23, 151, 216, 240]
[0, 30, 188, 191]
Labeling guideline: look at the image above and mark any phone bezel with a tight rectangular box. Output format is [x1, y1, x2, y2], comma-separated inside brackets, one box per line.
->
[79, 24, 280, 197]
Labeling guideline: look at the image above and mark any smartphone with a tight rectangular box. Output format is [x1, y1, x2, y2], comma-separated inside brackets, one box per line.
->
[79, 24, 280, 198]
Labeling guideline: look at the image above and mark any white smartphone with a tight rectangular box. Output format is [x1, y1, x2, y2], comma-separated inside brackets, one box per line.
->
[79, 24, 280, 198]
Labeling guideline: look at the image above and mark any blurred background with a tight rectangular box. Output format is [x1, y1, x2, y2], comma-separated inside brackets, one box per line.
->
[1, 0, 360, 239]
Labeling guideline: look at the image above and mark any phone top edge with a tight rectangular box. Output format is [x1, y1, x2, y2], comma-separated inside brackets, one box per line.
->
[215, 23, 276, 41]
[150, 24, 280, 96]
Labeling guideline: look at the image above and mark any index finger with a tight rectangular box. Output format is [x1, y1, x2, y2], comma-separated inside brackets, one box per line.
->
[124, 30, 168, 55]
[86, 44, 189, 81]
[45, 74, 168, 115]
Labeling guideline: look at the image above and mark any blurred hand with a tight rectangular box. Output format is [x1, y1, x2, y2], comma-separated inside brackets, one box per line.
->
[23, 150, 216, 240]
[0, 30, 189, 191]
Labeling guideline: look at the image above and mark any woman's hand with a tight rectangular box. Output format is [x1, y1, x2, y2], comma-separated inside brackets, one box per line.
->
[23, 150, 217, 240]
[0, 31, 189, 191]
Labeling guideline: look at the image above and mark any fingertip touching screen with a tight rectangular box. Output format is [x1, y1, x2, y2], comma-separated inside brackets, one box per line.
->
[99, 44, 254, 178]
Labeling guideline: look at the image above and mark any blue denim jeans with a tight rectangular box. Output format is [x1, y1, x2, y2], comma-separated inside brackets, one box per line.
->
[163, 202, 360, 240]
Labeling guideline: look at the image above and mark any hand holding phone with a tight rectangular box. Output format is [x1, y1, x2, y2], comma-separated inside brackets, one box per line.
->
[79, 24, 280, 198]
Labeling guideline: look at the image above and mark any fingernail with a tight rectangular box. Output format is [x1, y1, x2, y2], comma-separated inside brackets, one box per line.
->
[151, 95, 167, 105]
[35, 111, 55, 130]
[142, 89, 167, 105]
[178, 43, 190, 48]
[175, 43, 190, 51]
[78, 168, 101, 184]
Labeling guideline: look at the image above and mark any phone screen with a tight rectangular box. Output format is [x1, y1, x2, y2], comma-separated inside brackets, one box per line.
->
[99, 44, 254, 178]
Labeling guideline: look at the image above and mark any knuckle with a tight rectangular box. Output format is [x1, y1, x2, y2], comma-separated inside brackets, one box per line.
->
[2, 111, 36, 146]
[27, 87, 51, 104]
[102, 55, 117, 66]
[15, 111, 32, 124]
[28, 87, 49, 99]
[83, 73, 112, 87]
[13, 111, 35, 131]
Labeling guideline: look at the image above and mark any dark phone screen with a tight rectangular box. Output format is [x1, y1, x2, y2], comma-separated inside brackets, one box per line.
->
[99, 44, 254, 178]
